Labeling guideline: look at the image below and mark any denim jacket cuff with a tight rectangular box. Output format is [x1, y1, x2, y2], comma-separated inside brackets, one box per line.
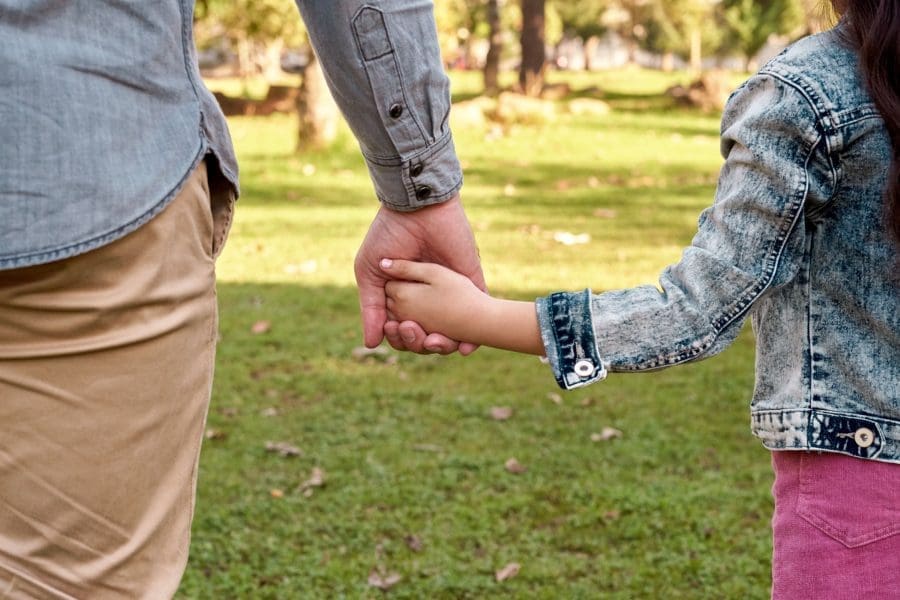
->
[536, 289, 609, 390]
[363, 133, 463, 212]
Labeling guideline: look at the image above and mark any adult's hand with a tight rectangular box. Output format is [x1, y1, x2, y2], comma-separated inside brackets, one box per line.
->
[354, 195, 485, 355]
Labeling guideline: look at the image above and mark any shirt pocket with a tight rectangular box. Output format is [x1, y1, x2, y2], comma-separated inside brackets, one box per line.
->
[796, 452, 900, 548]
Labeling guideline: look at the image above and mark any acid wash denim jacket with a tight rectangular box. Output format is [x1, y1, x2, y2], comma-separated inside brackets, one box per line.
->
[0, 0, 460, 270]
[537, 26, 900, 464]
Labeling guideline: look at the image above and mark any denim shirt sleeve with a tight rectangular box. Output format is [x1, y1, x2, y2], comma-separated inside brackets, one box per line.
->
[295, 0, 462, 211]
[537, 74, 831, 390]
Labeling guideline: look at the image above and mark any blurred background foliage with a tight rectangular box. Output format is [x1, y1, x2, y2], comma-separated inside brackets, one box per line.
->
[193, 0, 834, 95]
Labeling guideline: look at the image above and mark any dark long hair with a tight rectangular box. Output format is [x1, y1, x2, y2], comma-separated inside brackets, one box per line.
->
[840, 0, 900, 243]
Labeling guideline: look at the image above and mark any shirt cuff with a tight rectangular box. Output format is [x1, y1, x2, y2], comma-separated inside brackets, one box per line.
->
[362, 132, 463, 212]
[536, 289, 609, 390]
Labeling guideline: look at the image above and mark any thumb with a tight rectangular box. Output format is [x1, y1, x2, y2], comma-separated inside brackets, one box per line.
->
[355, 260, 388, 349]
[379, 258, 437, 283]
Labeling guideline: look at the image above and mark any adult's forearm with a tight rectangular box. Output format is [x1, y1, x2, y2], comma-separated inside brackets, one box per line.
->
[294, 1, 462, 210]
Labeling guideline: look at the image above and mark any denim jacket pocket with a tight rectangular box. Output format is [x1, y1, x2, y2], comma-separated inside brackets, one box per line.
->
[796, 452, 900, 548]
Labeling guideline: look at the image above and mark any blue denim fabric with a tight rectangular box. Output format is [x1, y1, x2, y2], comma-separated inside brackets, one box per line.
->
[0, 0, 461, 269]
[537, 26, 900, 464]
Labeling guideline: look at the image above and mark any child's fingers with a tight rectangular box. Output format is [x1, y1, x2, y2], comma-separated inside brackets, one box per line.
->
[380, 258, 439, 283]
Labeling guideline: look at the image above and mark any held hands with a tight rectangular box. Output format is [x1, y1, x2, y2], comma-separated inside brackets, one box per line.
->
[382, 259, 545, 356]
[382, 259, 490, 344]
[353, 195, 486, 355]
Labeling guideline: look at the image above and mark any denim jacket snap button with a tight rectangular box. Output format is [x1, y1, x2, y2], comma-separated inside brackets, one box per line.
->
[854, 427, 875, 448]
[389, 103, 403, 119]
[574, 360, 594, 378]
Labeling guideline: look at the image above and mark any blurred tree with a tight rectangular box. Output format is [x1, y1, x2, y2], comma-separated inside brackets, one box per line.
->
[552, 0, 609, 70]
[607, 0, 654, 65]
[519, 0, 546, 96]
[721, 0, 805, 70]
[434, 0, 487, 68]
[295, 44, 339, 153]
[194, 1, 338, 152]
[195, 0, 304, 82]
[484, 0, 504, 94]
[643, 0, 722, 72]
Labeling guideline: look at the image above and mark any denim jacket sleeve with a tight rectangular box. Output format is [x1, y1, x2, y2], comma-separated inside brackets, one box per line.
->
[536, 74, 832, 390]
[295, 0, 462, 211]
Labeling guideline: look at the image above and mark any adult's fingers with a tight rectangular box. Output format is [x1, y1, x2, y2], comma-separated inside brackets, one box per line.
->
[421, 331, 461, 355]
[357, 270, 388, 348]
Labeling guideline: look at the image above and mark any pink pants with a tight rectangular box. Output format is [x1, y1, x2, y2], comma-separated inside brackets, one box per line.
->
[771, 451, 900, 598]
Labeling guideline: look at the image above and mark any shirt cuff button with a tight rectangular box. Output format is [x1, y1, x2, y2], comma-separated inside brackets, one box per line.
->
[574, 360, 594, 378]
[415, 185, 432, 200]
[410, 162, 424, 177]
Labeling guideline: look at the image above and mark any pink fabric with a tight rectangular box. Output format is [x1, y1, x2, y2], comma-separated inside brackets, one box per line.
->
[771, 451, 900, 598]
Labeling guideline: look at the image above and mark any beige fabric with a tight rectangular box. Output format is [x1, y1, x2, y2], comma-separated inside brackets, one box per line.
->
[0, 162, 230, 599]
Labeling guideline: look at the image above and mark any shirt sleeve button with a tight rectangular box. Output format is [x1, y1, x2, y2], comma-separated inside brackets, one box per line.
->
[415, 185, 432, 200]
[410, 162, 424, 177]
[574, 360, 594, 378]
[389, 103, 404, 118]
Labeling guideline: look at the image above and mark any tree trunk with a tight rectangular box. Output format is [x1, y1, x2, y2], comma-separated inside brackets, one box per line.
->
[261, 38, 285, 84]
[483, 0, 502, 96]
[661, 52, 675, 73]
[296, 50, 339, 153]
[689, 25, 702, 74]
[583, 36, 600, 71]
[518, 0, 545, 97]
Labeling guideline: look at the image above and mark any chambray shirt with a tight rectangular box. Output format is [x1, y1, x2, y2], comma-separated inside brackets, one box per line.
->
[0, 0, 461, 269]
[537, 27, 900, 463]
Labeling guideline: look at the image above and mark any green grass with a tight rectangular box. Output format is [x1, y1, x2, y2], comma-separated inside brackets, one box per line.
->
[178, 69, 772, 599]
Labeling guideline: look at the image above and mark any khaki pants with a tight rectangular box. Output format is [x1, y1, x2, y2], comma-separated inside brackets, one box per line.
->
[0, 162, 231, 599]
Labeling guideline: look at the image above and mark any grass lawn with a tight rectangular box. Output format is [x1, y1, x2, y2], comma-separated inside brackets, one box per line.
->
[178, 69, 772, 599]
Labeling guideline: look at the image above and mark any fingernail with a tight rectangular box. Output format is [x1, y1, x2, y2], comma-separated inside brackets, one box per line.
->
[380, 258, 393, 269]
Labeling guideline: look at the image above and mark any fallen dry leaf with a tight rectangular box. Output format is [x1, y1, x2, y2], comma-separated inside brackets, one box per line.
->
[603, 510, 621, 521]
[204, 428, 226, 440]
[547, 392, 562, 405]
[404, 535, 424, 553]
[270, 489, 284, 499]
[593, 208, 618, 219]
[260, 407, 279, 417]
[264, 441, 303, 457]
[299, 467, 325, 497]
[490, 406, 514, 421]
[351, 345, 396, 363]
[367, 570, 402, 591]
[251, 320, 271, 335]
[591, 427, 623, 442]
[553, 231, 591, 246]
[412, 444, 442, 453]
[495, 562, 521, 582]
[283, 259, 318, 275]
[505, 458, 527, 474]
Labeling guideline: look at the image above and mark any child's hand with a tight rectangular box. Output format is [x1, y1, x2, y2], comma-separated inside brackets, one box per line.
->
[382, 259, 490, 343]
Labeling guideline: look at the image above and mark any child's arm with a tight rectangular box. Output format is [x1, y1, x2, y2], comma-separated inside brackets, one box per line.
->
[381, 259, 544, 355]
